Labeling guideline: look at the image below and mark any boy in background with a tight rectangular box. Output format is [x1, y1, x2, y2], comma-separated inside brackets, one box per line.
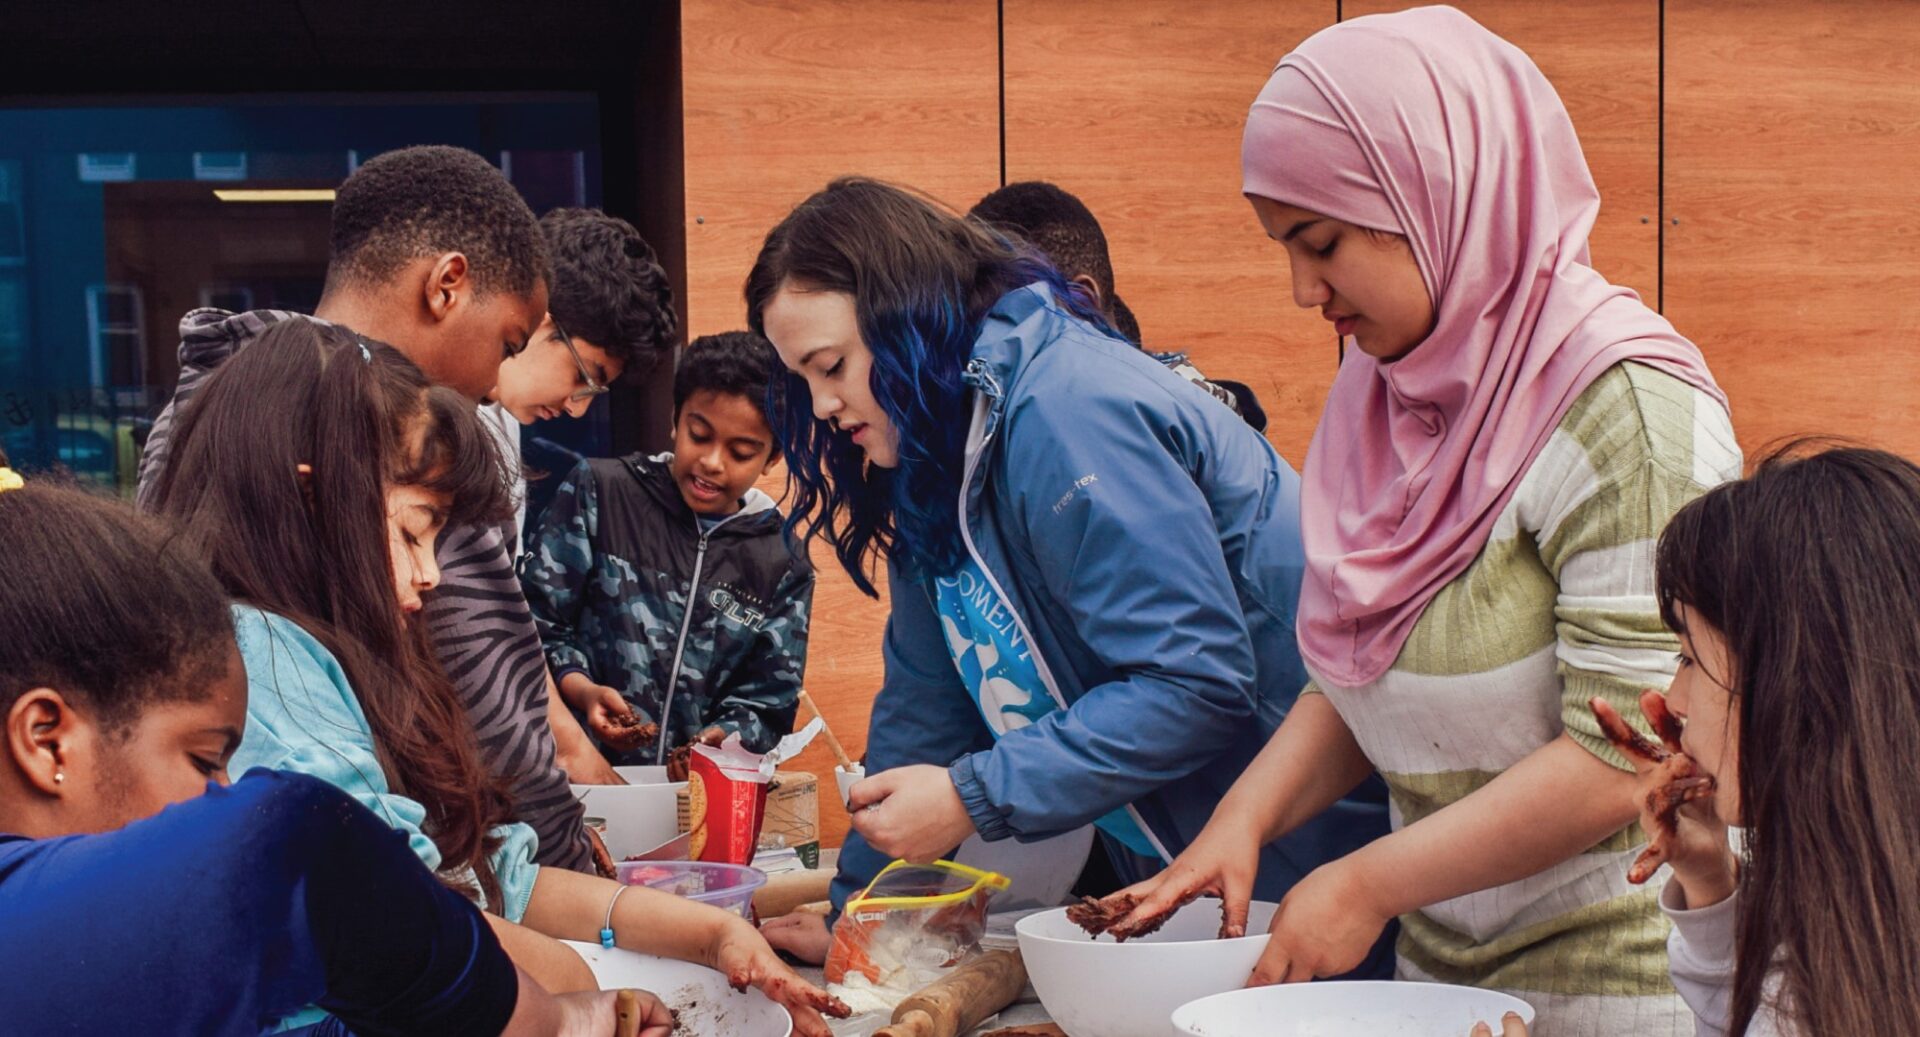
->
[969, 180, 1268, 432]
[484, 207, 681, 785]
[482, 207, 678, 543]
[521, 331, 813, 766]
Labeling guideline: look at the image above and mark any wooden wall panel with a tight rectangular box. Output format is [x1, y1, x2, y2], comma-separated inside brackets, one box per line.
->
[1343, 1, 1661, 306]
[1001, 0, 1340, 465]
[681, 0, 1002, 336]
[1002, 1, 1658, 466]
[1665, 0, 1920, 457]
[681, 0, 1000, 847]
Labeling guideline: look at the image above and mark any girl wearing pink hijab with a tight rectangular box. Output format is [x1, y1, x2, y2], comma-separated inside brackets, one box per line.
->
[1102, 8, 1737, 1032]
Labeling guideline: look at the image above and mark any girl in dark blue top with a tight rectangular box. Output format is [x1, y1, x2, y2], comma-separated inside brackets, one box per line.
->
[0, 481, 669, 1036]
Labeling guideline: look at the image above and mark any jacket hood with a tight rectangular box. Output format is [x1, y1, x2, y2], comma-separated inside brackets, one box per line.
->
[963, 283, 1083, 411]
[175, 308, 324, 378]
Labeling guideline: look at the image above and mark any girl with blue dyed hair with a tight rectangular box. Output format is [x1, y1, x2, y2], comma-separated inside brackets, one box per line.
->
[749, 177, 1392, 969]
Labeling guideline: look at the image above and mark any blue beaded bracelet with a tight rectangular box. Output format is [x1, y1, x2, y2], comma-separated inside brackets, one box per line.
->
[601, 884, 629, 949]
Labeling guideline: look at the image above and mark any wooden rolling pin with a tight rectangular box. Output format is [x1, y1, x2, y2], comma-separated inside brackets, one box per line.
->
[873, 950, 1027, 1037]
[752, 868, 836, 919]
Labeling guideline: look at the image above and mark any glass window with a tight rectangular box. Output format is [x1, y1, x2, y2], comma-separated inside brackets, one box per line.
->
[0, 275, 26, 372]
[192, 151, 249, 181]
[85, 284, 145, 388]
[198, 283, 255, 312]
[0, 94, 604, 493]
[77, 153, 137, 182]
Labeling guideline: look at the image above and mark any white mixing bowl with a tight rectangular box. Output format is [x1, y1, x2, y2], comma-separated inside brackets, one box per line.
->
[569, 765, 683, 860]
[1015, 899, 1279, 1037]
[562, 941, 791, 1037]
[1171, 981, 1535, 1037]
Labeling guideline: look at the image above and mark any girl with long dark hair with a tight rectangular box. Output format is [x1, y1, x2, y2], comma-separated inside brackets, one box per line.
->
[1485, 443, 1920, 1035]
[749, 177, 1391, 968]
[1640, 444, 1920, 1034]
[156, 319, 520, 908]
[153, 320, 846, 1036]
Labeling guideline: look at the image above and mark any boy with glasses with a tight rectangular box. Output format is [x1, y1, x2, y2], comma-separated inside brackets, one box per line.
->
[481, 206, 679, 790]
[485, 207, 677, 541]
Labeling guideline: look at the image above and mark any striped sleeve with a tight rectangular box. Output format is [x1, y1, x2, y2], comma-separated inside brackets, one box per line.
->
[425, 521, 596, 873]
[1526, 364, 1742, 769]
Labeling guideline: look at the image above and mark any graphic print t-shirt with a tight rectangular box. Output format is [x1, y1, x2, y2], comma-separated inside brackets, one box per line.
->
[932, 559, 1157, 857]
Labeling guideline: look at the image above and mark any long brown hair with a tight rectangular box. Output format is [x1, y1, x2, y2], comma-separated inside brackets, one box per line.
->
[1656, 442, 1920, 1033]
[151, 319, 516, 905]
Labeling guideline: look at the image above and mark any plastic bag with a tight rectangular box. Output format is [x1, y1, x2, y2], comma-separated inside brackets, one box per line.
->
[824, 859, 1010, 1015]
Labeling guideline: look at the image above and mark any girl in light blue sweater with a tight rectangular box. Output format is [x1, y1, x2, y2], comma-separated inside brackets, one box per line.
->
[151, 319, 850, 1036]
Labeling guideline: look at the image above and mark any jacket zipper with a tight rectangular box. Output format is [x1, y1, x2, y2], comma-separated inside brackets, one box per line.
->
[954, 360, 1175, 866]
[654, 505, 749, 764]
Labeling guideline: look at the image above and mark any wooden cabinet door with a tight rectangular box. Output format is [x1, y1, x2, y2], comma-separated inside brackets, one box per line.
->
[1343, 1, 1662, 309]
[1665, 0, 1920, 456]
[1002, 0, 1339, 464]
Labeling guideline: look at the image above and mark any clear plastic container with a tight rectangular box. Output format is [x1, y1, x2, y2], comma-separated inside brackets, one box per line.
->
[614, 859, 768, 919]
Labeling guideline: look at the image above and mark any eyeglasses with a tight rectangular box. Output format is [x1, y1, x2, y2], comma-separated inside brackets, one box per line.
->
[550, 318, 611, 402]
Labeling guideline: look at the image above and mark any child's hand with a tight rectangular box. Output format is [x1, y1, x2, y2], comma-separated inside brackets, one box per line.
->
[558, 672, 655, 753]
[760, 911, 833, 965]
[1592, 693, 1736, 905]
[1247, 858, 1390, 985]
[585, 826, 617, 879]
[1641, 781, 1733, 906]
[664, 728, 728, 781]
[1470, 1013, 1529, 1037]
[551, 988, 674, 1037]
[1092, 817, 1262, 941]
[708, 918, 851, 1037]
[559, 742, 625, 787]
[585, 687, 653, 752]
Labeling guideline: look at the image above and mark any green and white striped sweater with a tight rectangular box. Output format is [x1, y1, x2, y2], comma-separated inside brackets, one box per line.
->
[1310, 362, 1740, 1037]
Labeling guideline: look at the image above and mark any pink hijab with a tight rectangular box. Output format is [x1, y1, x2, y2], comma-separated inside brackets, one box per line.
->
[1245, 6, 1726, 687]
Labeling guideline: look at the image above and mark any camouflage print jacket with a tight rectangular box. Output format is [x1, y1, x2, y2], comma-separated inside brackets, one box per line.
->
[1147, 350, 1269, 435]
[520, 453, 814, 762]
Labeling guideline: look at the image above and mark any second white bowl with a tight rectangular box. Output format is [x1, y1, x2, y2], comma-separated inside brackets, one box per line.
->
[1170, 980, 1535, 1036]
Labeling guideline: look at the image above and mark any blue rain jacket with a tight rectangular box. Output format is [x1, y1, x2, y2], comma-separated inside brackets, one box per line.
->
[832, 286, 1391, 959]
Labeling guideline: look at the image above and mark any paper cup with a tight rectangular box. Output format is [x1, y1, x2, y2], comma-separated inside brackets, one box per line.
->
[833, 763, 865, 808]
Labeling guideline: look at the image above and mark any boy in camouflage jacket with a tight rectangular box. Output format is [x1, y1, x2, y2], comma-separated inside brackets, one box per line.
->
[521, 332, 813, 763]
